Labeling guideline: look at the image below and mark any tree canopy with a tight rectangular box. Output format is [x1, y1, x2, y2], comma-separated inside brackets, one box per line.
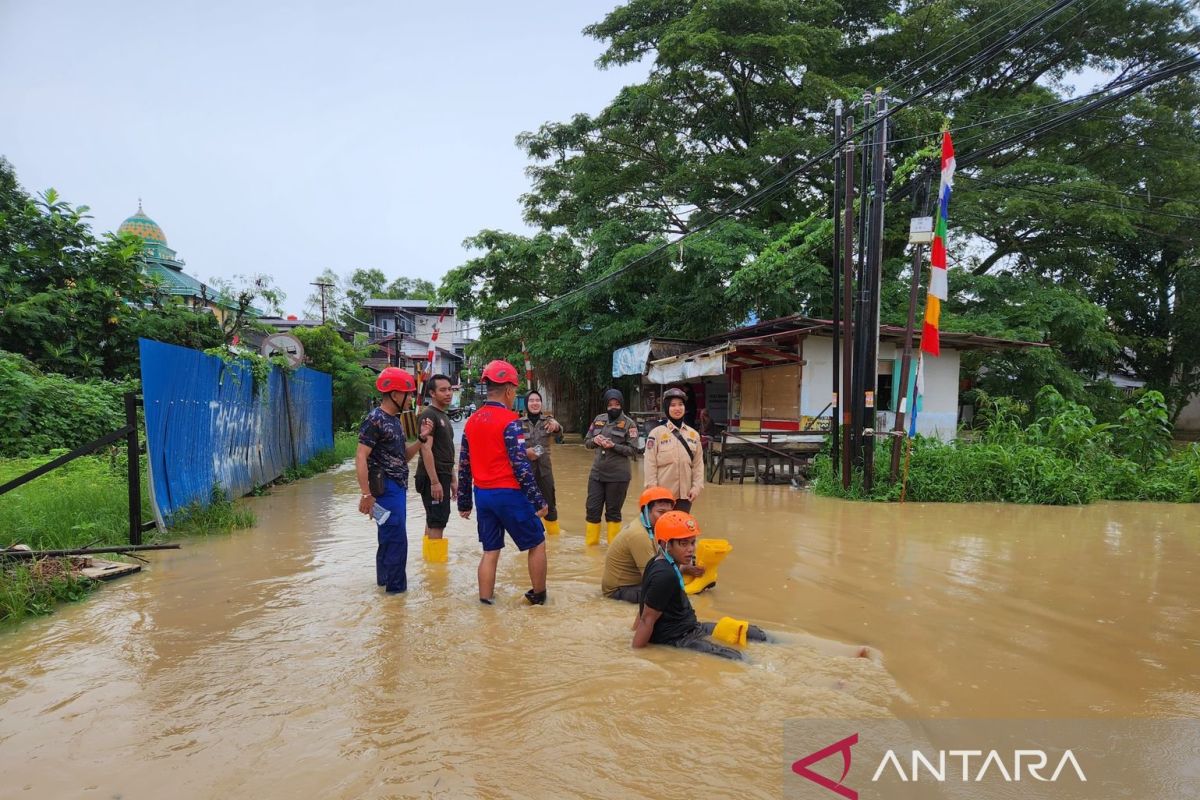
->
[442, 0, 1199, 417]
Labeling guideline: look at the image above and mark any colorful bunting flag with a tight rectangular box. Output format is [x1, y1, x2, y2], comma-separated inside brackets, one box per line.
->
[921, 131, 955, 357]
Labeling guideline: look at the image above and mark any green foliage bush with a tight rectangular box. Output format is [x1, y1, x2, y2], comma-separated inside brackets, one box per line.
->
[814, 387, 1198, 505]
[0, 351, 135, 457]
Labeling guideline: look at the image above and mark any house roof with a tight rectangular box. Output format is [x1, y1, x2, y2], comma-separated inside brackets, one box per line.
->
[363, 298, 457, 311]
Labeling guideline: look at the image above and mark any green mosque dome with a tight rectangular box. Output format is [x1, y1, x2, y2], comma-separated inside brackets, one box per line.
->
[118, 201, 168, 245]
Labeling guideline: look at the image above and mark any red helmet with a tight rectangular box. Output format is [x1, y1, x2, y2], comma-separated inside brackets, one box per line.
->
[482, 359, 519, 386]
[376, 367, 416, 394]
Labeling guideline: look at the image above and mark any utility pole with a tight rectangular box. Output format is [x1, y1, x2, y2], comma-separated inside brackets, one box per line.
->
[311, 280, 334, 325]
[891, 171, 933, 482]
[862, 88, 889, 493]
[850, 91, 874, 472]
[830, 99, 844, 479]
[840, 117, 856, 490]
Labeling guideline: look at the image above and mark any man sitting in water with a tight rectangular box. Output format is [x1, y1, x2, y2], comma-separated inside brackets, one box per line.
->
[631, 511, 771, 661]
[602, 486, 702, 603]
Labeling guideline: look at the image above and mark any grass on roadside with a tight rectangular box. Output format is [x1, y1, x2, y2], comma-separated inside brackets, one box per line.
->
[1, 432, 358, 625]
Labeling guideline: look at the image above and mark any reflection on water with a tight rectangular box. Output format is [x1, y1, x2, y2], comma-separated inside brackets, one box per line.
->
[1, 442, 1197, 798]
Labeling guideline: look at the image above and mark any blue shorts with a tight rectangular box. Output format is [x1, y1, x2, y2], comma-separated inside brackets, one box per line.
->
[475, 488, 546, 552]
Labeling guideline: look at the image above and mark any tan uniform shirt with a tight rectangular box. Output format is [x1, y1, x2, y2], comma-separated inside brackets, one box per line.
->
[643, 421, 704, 500]
[601, 521, 658, 596]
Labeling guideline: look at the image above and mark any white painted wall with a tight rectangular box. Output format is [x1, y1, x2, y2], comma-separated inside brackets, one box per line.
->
[800, 335, 961, 441]
[1177, 392, 1200, 437]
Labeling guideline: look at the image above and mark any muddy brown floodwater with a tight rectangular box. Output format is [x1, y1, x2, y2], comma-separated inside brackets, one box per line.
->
[1, 440, 1197, 798]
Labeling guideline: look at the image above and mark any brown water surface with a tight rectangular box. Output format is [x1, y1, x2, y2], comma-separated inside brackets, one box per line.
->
[1, 442, 1196, 798]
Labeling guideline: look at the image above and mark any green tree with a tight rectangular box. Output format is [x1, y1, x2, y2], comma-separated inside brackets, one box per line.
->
[291, 325, 378, 430]
[445, 0, 1197, 417]
[204, 273, 285, 346]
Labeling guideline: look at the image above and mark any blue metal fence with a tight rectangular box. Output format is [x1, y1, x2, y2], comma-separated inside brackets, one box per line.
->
[139, 339, 333, 522]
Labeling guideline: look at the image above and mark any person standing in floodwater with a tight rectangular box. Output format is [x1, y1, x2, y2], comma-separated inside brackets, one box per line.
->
[584, 388, 641, 546]
[456, 360, 549, 605]
[519, 390, 564, 536]
[644, 387, 705, 512]
[356, 367, 434, 594]
[415, 374, 456, 562]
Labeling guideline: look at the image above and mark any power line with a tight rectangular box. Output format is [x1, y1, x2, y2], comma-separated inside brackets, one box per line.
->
[473, 0, 1086, 334]
[879, 0, 1048, 89]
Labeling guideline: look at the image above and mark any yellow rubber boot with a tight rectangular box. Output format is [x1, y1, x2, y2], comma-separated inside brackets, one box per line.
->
[585, 522, 601, 546]
[423, 536, 448, 563]
[684, 538, 732, 595]
[543, 520, 561, 536]
[712, 616, 749, 646]
[607, 521, 622, 544]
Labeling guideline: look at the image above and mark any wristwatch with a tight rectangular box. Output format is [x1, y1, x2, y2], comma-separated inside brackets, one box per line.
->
[418, 435, 429, 444]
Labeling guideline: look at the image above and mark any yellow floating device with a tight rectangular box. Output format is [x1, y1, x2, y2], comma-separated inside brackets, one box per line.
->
[712, 616, 749, 647]
[684, 538, 731, 595]
[422, 536, 448, 563]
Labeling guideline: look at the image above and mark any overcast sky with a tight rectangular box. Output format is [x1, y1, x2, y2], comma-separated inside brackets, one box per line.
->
[0, 1, 649, 316]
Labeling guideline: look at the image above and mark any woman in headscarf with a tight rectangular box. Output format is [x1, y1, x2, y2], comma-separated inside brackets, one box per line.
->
[519, 390, 564, 535]
[644, 387, 705, 512]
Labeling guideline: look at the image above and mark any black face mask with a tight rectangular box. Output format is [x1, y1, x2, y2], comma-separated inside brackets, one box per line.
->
[527, 411, 541, 424]
[607, 407, 622, 421]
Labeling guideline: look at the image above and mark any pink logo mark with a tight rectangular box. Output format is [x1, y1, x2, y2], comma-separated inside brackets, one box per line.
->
[792, 733, 859, 800]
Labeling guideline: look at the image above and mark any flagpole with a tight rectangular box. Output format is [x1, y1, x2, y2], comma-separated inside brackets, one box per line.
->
[890, 169, 933, 482]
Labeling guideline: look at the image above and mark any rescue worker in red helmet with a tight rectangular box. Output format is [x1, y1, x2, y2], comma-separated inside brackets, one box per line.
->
[644, 386, 705, 512]
[456, 359, 550, 605]
[356, 367, 434, 593]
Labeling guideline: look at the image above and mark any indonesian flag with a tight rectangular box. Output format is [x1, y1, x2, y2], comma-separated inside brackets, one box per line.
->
[921, 132, 955, 357]
[423, 310, 447, 380]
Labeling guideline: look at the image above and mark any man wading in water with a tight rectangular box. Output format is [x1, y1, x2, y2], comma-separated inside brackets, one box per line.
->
[415, 374, 456, 562]
[356, 367, 434, 594]
[456, 360, 550, 605]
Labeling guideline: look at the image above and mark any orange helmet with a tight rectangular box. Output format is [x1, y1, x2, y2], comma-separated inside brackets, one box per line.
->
[376, 367, 416, 394]
[482, 359, 520, 386]
[638, 486, 676, 509]
[654, 510, 701, 543]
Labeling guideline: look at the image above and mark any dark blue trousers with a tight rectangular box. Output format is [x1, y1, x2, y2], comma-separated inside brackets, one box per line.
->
[375, 478, 408, 592]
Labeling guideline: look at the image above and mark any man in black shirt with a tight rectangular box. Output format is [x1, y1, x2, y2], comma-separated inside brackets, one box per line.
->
[416, 374, 456, 562]
[632, 511, 770, 660]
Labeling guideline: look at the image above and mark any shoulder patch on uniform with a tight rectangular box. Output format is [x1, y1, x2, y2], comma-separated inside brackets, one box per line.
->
[646, 437, 655, 449]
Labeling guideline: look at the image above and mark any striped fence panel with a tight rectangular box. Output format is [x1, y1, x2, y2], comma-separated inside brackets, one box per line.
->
[139, 338, 333, 522]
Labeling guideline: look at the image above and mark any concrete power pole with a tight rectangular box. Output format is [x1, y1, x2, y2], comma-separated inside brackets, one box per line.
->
[311, 280, 334, 325]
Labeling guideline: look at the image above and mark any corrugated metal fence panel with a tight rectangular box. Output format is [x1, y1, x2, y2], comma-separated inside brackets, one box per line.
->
[139, 339, 334, 522]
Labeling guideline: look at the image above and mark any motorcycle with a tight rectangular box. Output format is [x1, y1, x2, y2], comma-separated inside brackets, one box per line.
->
[447, 403, 475, 422]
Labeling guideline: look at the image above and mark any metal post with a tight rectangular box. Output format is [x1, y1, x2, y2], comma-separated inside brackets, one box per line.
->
[830, 100, 843, 477]
[850, 93, 874, 471]
[862, 90, 889, 494]
[890, 173, 932, 482]
[125, 392, 142, 546]
[840, 118, 856, 490]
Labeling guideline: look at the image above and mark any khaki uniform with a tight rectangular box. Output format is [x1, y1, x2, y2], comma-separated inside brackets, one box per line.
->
[601, 521, 658, 599]
[519, 414, 563, 522]
[584, 412, 640, 523]
[644, 421, 704, 504]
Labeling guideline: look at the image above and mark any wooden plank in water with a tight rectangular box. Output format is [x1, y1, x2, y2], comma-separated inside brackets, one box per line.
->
[79, 558, 141, 582]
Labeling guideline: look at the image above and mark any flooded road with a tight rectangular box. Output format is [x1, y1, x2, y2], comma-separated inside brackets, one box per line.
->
[1, 440, 1197, 798]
